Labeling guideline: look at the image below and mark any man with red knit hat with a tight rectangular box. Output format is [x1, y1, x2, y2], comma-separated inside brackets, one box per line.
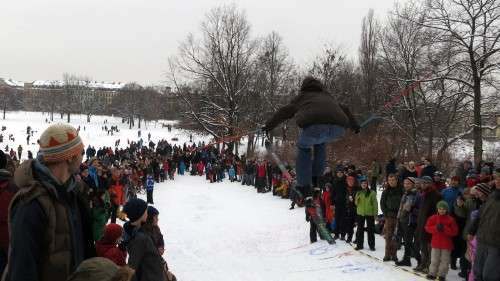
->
[3, 123, 95, 281]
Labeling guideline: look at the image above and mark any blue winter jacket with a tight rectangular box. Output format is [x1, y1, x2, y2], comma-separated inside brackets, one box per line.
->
[441, 186, 462, 213]
[146, 176, 154, 191]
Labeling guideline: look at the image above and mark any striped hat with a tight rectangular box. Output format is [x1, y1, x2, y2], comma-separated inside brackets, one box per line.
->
[39, 123, 84, 163]
[473, 183, 492, 197]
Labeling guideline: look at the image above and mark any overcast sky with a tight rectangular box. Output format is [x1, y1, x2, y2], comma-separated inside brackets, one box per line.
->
[0, 0, 396, 85]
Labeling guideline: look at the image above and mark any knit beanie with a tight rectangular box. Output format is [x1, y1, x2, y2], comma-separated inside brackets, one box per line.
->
[436, 200, 449, 211]
[38, 123, 84, 163]
[67, 257, 118, 281]
[147, 206, 159, 217]
[101, 223, 123, 244]
[474, 183, 492, 197]
[123, 198, 148, 222]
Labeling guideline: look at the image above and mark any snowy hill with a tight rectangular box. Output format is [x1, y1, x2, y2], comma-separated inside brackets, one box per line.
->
[0, 111, 201, 160]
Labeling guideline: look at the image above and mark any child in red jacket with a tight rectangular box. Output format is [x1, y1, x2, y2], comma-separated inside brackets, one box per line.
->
[95, 223, 127, 266]
[425, 201, 458, 281]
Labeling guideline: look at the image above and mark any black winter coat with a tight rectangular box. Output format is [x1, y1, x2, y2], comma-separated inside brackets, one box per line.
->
[124, 223, 166, 281]
[331, 176, 347, 209]
[415, 189, 442, 243]
[380, 186, 403, 218]
[265, 78, 357, 130]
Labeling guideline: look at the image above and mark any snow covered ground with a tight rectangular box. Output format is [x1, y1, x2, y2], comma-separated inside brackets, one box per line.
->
[0, 111, 199, 159]
[1, 111, 465, 280]
[144, 175, 453, 281]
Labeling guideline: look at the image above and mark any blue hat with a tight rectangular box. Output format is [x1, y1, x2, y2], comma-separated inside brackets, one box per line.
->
[358, 175, 367, 182]
[420, 176, 433, 183]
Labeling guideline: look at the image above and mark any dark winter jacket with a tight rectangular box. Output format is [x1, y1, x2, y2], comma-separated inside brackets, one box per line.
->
[415, 189, 442, 243]
[380, 185, 403, 218]
[476, 189, 500, 248]
[331, 176, 347, 209]
[264, 78, 357, 130]
[123, 222, 166, 281]
[0, 170, 17, 252]
[3, 159, 95, 281]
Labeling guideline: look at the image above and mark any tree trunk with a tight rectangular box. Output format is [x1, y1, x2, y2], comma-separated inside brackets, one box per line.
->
[87, 113, 91, 123]
[138, 116, 141, 129]
[3, 104, 6, 120]
[60, 112, 63, 119]
[67, 112, 70, 123]
[247, 134, 254, 156]
[473, 80, 483, 166]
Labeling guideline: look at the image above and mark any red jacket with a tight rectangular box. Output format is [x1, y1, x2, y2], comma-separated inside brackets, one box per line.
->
[95, 241, 127, 266]
[433, 182, 446, 192]
[109, 182, 125, 206]
[322, 191, 333, 224]
[425, 213, 458, 250]
[257, 164, 267, 178]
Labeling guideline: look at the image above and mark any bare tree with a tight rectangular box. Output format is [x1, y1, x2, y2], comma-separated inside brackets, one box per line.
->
[169, 4, 257, 152]
[62, 73, 91, 123]
[359, 9, 381, 111]
[415, 0, 500, 165]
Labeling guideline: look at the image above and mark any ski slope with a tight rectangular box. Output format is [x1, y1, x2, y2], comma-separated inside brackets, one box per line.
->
[147, 175, 447, 281]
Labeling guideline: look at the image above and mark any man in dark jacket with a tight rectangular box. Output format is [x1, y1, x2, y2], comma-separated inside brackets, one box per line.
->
[414, 176, 442, 273]
[331, 168, 347, 240]
[472, 182, 500, 281]
[262, 76, 359, 197]
[0, 151, 18, 276]
[3, 123, 95, 281]
[122, 198, 166, 281]
[380, 174, 403, 262]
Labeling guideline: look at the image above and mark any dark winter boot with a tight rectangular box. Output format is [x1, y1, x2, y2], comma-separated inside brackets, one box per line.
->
[395, 258, 411, 267]
[354, 245, 363, 250]
[426, 274, 436, 280]
[438, 277, 446, 281]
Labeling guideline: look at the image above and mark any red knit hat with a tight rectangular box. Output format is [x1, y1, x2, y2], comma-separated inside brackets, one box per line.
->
[102, 223, 123, 243]
[39, 123, 84, 163]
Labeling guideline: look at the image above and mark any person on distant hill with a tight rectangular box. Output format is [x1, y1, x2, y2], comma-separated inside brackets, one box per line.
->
[3, 123, 94, 281]
[262, 76, 359, 199]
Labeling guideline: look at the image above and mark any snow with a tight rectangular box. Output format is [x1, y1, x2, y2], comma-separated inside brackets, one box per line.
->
[2, 110, 465, 280]
[31, 80, 126, 89]
[1, 78, 24, 87]
[144, 175, 441, 281]
[451, 138, 500, 163]
[0, 111, 200, 159]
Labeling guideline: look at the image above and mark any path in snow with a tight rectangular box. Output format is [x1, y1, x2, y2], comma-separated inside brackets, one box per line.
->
[149, 175, 432, 281]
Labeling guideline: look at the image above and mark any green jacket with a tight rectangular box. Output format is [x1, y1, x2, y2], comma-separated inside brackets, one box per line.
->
[355, 189, 378, 216]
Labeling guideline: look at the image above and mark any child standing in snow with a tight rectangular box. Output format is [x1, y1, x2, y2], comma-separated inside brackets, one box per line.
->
[95, 223, 127, 266]
[424, 201, 459, 281]
[228, 165, 236, 182]
[146, 173, 155, 204]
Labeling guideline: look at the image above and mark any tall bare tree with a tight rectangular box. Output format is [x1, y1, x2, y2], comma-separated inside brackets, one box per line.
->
[416, 0, 500, 164]
[359, 9, 381, 111]
[169, 4, 257, 152]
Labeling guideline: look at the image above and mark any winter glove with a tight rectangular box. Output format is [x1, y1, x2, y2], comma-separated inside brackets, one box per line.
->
[436, 223, 444, 232]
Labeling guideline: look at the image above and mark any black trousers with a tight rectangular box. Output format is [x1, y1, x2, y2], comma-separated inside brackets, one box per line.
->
[110, 203, 118, 223]
[310, 221, 318, 243]
[147, 190, 154, 204]
[400, 223, 419, 261]
[356, 215, 375, 248]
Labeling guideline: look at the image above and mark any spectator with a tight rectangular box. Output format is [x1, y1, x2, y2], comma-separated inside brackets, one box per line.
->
[354, 178, 377, 251]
